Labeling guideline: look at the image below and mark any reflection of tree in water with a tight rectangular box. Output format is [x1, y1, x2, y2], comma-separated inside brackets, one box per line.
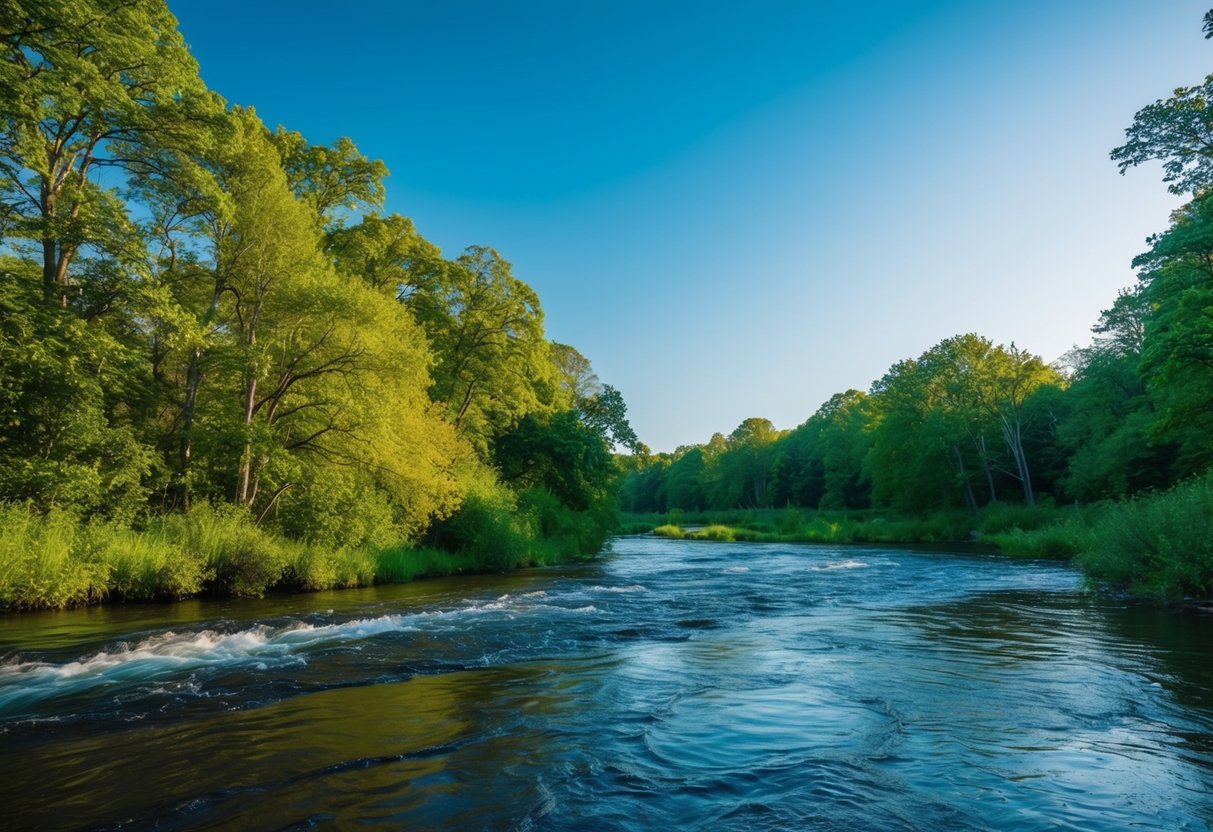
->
[901, 588, 1213, 778]
[898, 589, 1094, 667]
[1094, 599, 1213, 717]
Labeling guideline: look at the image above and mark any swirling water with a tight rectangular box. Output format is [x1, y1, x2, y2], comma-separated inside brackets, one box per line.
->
[2, 538, 1212, 830]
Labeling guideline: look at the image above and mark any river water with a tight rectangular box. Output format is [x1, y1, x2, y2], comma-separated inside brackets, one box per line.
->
[2, 538, 1212, 830]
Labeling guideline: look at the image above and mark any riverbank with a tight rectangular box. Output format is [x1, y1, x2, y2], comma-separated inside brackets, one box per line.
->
[621, 503, 1076, 550]
[622, 471, 1213, 603]
[0, 500, 606, 611]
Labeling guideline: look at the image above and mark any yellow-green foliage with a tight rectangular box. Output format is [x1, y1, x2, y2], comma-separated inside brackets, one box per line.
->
[0, 505, 105, 609]
[687, 524, 736, 542]
[285, 545, 379, 591]
[0, 504, 210, 608]
[156, 504, 290, 597]
[85, 522, 209, 601]
[652, 524, 685, 539]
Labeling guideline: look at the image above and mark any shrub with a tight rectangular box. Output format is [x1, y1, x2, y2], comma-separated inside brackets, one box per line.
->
[87, 522, 208, 600]
[978, 502, 1059, 535]
[1079, 474, 1213, 601]
[158, 503, 289, 597]
[985, 521, 1094, 559]
[688, 524, 735, 542]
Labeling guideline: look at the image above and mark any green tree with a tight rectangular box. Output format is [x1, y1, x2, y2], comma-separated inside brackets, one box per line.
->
[866, 359, 964, 512]
[1132, 191, 1213, 474]
[268, 129, 387, 224]
[411, 246, 552, 455]
[0, 259, 152, 519]
[0, 0, 215, 305]
[1054, 288, 1170, 500]
[1112, 73, 1213, 196]
[713, 417, 780, 508]
[327, 212, 442, 300]
[665, 446, 708, 511]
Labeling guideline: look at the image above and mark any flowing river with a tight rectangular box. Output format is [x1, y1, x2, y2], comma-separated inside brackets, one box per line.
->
[2, 538, 1212, 830]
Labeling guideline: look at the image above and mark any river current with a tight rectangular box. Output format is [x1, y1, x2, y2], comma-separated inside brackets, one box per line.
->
[2, 538, 1211, 830]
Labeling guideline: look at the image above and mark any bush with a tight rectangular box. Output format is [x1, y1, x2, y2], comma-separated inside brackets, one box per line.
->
[688, 524, 735, 542]
[978, 502, 1059, 535]
[283, 544, 379, 591]
[158, 503, 289, 597]
[87, 522, 208, 600]
[1079, 474, 1213, 601]
[427, 473, 532, 570]
[985, 521, 1094, 559]
[652, 524, 685, 539]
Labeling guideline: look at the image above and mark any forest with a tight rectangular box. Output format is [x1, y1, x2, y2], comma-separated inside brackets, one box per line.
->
[618, 43, 1213, 602]
[3, 1, 1213, 611]
[0, 0, 642, 609]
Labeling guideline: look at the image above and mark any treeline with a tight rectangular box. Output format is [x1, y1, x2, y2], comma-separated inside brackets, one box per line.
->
[620, 23, 1213, 597]
[619, 322, 1165, 516]
[0, 1, 640, 607]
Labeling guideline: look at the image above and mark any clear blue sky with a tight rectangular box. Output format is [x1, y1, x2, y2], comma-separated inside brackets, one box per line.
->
[173, 0, 1211, 452]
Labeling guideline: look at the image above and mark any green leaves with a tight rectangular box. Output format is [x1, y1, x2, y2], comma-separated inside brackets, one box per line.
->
[1111, 75, 1213, 195]
[0, 0, 213, 298]
[0, 0, 628, 576]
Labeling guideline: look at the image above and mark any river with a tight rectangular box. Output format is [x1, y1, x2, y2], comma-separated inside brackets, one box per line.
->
[2, 538, 1211, 830]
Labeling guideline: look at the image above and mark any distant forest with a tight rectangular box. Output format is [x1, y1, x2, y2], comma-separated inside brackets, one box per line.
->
[620, 35, 1213, 521]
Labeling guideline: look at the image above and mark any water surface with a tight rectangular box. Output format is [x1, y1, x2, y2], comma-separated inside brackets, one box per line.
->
[2, 538, 1211, 830]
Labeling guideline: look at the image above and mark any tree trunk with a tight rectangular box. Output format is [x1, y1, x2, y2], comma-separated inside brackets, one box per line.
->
[236, 297, 264, 507]
[178, 278, 225, 509]
[976, 434, 997, 504]
[1001, 416, 1034, 506]
[178, 347, 202, 509]
[236, 371, 258, 505]
[952, 444, 978, 514]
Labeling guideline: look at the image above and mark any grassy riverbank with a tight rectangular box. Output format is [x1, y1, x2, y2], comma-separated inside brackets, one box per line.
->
[623, 503, 1066, 548]
[624, 472, 1213, 603]
[0, 497, 609, 611]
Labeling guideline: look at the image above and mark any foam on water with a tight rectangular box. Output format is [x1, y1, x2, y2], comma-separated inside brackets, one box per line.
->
[0, 592, 591, 714]
[810, 560, 870, 571]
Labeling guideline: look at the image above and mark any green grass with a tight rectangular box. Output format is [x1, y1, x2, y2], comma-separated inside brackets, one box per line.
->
[0, 493, 612, 611]
[626, 507, 976, 546]
[373, 545, 470, 583]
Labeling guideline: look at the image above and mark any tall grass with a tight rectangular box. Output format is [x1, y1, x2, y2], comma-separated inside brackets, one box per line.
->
[0, 505, 106, 609]
[1, 484, 615, 610]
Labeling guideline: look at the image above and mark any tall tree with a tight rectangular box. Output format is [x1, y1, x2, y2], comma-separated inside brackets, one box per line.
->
[268, 129, 387, 225]
[411, 246, 552, 454]
[1111, 74, 1213, 196]
[0, 0, 215, 305]
[1132, 191, 1213, 474]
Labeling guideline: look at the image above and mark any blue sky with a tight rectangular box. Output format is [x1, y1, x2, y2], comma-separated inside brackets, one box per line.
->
[173, 0, 1211, 452]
